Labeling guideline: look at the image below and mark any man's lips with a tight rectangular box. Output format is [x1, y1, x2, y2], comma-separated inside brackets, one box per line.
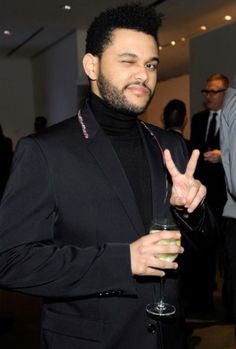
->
[126, 84, 150, 96]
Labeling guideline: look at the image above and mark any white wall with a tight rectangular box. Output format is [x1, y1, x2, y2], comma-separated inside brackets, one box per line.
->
[190, 22, 236, 116]
[0, 58, 35, 146]
[142, 74, 190, 138]
[32, 31, 78, 126]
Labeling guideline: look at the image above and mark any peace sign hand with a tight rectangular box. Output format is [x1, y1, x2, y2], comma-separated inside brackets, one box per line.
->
[164, 149, 206, 213]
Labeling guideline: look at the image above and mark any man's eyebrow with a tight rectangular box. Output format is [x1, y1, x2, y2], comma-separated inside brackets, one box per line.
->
[118, 53, 138, 59]
[118, 53, 159, 63]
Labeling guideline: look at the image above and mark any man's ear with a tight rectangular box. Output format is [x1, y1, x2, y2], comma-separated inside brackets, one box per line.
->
[82, 53, 99, 81]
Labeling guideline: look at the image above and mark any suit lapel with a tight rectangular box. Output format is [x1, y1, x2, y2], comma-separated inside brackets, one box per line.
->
[78, 103, 144, 236]
[139, 123, 171, 220]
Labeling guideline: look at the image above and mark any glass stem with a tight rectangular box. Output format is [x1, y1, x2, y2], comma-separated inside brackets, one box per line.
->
[159, 277, 165, 308]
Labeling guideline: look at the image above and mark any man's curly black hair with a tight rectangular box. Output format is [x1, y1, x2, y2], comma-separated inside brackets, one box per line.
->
[86, 3, 162, 57]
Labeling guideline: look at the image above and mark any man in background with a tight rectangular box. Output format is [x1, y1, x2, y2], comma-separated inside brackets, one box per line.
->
[162, 99, 193, 155]
[191, 73, 228, 222]
[190, 73, 229, 316]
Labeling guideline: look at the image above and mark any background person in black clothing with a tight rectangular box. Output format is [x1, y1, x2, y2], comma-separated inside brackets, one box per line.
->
[162, 99, 193, 156]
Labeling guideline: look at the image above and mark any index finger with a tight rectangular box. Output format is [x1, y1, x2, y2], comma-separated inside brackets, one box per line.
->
[185, 149, 200, 177]
[163, 149, 180, 178]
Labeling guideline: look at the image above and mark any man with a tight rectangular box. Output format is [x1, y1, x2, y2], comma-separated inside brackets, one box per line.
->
[0, 4, 208, 349]
[190, 73, 229, 315]
[191, 73, 229, 221]
[221, 81, 236, 327]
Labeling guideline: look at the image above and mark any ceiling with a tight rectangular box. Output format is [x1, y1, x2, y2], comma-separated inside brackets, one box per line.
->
[1, 0, 236, 80]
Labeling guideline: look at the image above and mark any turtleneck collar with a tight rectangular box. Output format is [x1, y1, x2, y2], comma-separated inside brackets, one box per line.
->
[88, 92, 139, 136]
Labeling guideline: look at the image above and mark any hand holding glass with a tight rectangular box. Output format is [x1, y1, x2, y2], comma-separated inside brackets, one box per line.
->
[146, 218, 181, 316]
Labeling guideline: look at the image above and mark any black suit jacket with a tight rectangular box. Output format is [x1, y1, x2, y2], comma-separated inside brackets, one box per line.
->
[0, 102, 206, 349]
[190, 109, 210, 152]
[169, 130, 193, 157]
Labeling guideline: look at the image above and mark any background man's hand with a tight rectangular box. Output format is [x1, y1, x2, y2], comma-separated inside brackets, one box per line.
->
[203, 149, 221, 164]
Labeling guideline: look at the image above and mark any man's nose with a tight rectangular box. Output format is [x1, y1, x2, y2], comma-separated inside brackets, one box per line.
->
[134, 65, 148, 82]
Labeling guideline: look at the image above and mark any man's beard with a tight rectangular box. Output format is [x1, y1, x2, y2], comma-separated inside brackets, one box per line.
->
[97, 72, 154, 115]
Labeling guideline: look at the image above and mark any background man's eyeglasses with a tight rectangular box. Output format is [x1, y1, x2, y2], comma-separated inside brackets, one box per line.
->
[201, 88, 226, 96]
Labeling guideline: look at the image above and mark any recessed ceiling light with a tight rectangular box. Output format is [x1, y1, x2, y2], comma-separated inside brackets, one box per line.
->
[159, 45, 163, 51]
[62, 4, 72, 11]
[224, 15, 232, 21]
[180, 37, 186, 43]
[3, 30, 12, 36]
[170, 40, 176, 46]
[200, 25, 207, 31]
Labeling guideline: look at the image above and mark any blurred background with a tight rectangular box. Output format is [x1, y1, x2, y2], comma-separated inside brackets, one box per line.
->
[1, 0, 236, 145]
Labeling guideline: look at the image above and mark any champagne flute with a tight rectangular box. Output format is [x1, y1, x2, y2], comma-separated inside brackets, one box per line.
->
[146, 218, 180, 317]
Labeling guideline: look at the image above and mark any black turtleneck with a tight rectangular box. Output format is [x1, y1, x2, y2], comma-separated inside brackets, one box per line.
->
[88, 92, 152, 232]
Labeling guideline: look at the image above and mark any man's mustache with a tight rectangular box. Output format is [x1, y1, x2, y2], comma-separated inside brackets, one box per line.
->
[123, 81, 152, 96]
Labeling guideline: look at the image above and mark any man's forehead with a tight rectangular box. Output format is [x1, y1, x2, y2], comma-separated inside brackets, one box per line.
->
[206, 79, 224, 88]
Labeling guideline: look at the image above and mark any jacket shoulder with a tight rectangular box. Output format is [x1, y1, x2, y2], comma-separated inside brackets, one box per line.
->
[33, 116, 79, 139]
[192, 110, 209, 121]
[15, 116, 81, 158]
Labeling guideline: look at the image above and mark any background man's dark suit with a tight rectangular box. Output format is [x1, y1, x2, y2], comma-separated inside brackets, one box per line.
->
[0, 102, 206, 349]
[191, 110, 209, 152]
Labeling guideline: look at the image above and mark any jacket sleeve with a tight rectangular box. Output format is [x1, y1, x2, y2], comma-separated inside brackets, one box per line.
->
[169, 135, 217, 249]
[0, 137, 136, 298]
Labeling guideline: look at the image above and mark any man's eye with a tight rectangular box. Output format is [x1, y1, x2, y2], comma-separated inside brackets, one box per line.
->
[145, 63, 157, 71]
